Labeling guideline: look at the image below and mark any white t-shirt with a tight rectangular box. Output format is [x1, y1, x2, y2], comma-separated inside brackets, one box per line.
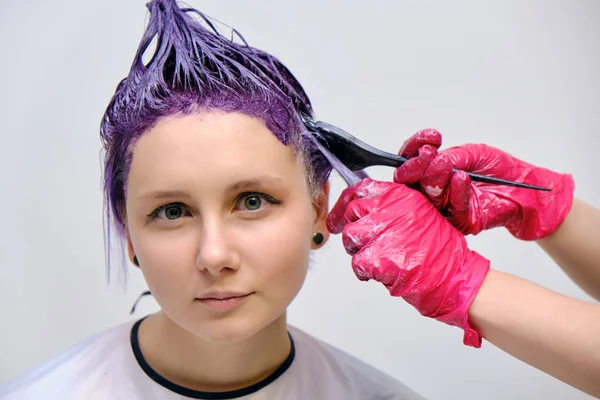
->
[0, 317, 425, 399]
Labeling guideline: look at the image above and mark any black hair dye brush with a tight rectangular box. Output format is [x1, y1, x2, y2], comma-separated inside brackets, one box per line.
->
[301, 114, 550, 191]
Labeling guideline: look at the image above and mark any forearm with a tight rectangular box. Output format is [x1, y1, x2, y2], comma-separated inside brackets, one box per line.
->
[468, 269, 600, 398]
[537, 198, 600, 301]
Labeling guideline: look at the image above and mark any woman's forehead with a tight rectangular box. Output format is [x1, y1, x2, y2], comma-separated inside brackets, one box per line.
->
[127, 111, 305, 194]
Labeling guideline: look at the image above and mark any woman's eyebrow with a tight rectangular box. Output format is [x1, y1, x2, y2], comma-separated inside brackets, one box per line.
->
[136, 177, 285, 200]
[225, 177, 285, 194]
[137, 190, 191, 200]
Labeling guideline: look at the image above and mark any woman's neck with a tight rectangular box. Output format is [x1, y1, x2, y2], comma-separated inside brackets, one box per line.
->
[137, 311, 291, 392]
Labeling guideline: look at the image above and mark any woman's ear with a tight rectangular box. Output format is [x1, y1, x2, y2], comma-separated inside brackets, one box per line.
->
[311, 181, 330, 249]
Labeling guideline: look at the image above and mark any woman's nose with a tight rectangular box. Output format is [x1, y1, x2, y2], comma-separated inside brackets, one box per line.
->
[195, 221, 240, 276]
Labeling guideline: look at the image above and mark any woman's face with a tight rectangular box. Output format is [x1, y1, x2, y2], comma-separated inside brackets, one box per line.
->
[124, 110, 329, 343]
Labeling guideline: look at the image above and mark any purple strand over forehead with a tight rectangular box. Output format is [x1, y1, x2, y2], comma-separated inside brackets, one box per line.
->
[99, 0, 348, 280]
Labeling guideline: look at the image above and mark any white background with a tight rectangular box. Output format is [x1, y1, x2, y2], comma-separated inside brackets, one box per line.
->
[1, 1, 599, 399]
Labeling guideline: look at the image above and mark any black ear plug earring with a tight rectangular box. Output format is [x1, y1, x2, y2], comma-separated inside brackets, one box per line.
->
[133, 256, 140, 266]
[312, 232, 324, 245]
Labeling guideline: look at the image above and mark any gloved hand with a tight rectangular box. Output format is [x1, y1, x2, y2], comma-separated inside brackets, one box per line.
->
[327, 178, 490, 348]
[393, 130, 575, 240]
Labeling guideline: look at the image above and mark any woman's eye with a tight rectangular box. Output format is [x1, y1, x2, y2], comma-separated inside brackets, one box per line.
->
[243, 196, 262, 211]
[154, 204, 189, 220]
[235, 192, 280, 212]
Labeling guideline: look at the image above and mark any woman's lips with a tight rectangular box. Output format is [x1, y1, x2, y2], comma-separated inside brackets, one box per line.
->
[196, 292, 253, 311]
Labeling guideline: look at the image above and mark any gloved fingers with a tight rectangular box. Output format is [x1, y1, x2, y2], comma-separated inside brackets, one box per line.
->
[445, 171, 472, 232]
[339, 195, 403, 256]
[326, 179, 391, 234]
[350, 246, 376, 282]
[351, 239, 422, 295]
[420, 152, 454, 209]
[341, 217, 376, 256]
[353, 249, 401, 288]
[393, 144, 437, 185]
[350, 252, 372, 282]
[326, 184, 364, 234]
[342, 196, 378, 225]
[398, 128, 442, 158]
[442, 143, 495, 174]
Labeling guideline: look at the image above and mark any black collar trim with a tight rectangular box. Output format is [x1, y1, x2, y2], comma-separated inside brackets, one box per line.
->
[129, 317, 295, 399]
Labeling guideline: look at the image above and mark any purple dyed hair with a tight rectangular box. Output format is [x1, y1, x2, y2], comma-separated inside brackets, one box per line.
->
[99, 0, 350, 278]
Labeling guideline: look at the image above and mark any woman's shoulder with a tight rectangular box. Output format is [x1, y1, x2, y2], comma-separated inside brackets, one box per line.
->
[0, 319, 138, 400]
[287, 325, 426, 400]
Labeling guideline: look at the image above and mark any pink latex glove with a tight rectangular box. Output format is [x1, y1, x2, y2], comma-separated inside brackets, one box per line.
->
[327, 179, 490, 348]
[393, 129, 575, 240]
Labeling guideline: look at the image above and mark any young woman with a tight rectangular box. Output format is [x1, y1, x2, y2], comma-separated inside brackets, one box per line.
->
[2, 0, 598, 399]
[0, 0, 425, 398]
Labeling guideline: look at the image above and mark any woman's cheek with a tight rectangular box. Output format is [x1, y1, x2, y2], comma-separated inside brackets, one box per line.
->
[138, 227, 198, 276]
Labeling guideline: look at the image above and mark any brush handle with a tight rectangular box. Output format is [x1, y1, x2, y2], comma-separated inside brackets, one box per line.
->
[304, 116, 551, 191]
[461, 170, 551, 191]
[379, 153, 550, 191]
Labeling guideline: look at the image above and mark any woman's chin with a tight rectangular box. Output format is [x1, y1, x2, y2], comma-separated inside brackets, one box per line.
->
[187, 314, 280, 344]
